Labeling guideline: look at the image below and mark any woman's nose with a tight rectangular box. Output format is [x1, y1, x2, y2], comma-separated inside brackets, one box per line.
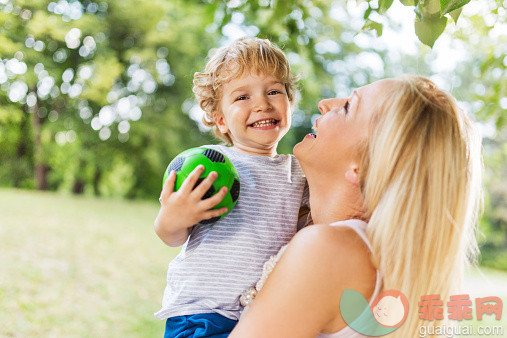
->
[318, 98, 341, 115]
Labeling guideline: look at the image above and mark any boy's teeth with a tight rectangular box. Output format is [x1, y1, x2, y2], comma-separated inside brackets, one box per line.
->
[251, 119, 277, 127]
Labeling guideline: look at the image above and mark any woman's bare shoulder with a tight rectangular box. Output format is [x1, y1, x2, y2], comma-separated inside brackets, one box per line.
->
[230, 223, 376, 337]
[292, 223, 373, 267]
[289, 223, 376, 297]
[289, 223, 377, 333]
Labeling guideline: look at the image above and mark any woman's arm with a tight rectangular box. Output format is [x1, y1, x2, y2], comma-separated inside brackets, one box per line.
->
[230, 224, 376, 338]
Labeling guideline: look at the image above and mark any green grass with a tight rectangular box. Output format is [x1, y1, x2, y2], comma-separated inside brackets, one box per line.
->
[0, 188, 180, 337]
[1, 188, 506, 337]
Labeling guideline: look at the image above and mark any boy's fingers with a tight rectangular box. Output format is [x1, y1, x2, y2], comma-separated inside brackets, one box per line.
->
[200, 186, 228, 209]
[160, 170, 176, 201]
[180, 165, 205, 194]
[192, 171, 218, 199]
[201, 207, 228, 221]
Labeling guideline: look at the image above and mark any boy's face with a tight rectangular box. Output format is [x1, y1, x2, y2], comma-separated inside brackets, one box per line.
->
[215, 72, 291, 155]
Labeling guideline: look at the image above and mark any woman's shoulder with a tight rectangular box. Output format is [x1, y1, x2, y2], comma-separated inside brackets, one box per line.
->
[230, 223, 377, 337]
[289, 223, 376, 286]
[287, 224, 376, 333]
[294, 222, 370, 255]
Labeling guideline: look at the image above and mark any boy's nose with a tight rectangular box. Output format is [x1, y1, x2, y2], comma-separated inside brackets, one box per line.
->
[253, 98, 270, 112]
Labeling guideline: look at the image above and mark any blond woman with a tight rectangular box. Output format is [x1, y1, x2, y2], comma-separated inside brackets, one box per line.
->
[231, 75, 482, 337]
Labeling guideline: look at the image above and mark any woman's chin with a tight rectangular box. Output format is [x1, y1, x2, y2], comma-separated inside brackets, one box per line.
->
[293, 140, 304, 158]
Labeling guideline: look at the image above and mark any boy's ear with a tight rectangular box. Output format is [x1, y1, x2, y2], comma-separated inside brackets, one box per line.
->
[345, 165, 360, 187]
[213, 112, 229, 134]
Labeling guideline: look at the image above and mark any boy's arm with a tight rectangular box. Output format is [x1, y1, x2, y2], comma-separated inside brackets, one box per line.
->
[155, 165, 228, 247]
[154, 210, 193, 247]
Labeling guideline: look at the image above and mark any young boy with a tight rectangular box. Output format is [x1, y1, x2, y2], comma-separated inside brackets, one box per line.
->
[154, 37, 309, 337]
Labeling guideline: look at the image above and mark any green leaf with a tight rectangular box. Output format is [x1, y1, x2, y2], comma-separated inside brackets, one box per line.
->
[414, 15, 447, 47]
[378, 0, 394, 14]
[400, 0, 416, 5]
[423, 0, 441, 15]
[414, 6, 423, 20]
[440, 0, 471, 15]
[363, 5, 373, 20]
[360, 19, 383, 36]
[449, 7, 462, 23]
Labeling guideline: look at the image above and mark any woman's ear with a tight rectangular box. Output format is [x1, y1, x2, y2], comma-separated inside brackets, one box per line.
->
[213, 112, 229, 134]
[345, 166, 360, 187]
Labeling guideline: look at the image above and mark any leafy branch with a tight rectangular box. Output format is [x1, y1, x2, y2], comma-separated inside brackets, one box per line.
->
[361, 0, 471, 47]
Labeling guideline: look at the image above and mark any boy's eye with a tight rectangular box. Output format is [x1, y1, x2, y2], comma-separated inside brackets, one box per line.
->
[268, 90, 281, 95]
[235, 95, 248, 101]
[343, 101, 349, 115]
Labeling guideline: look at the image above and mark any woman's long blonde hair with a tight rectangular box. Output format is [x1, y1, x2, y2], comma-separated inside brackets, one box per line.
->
[359, 75, 483, 337]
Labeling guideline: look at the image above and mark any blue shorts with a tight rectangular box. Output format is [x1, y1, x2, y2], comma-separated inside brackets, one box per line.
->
[164, 313, 238, 338]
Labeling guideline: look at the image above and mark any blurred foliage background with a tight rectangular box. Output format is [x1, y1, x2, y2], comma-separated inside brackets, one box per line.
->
[0, 0, 505, 269]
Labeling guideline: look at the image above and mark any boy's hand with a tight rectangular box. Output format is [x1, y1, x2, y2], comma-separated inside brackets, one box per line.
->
[158, 164, 229, 232]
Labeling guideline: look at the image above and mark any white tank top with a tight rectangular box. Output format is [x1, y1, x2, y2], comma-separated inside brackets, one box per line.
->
[316, 219, 382, 338]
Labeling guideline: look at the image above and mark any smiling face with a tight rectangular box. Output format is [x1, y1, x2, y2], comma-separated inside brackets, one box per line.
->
[214, 72, 292, 156]
[294, 79, 395, 180]
[372, 295, 405, 327]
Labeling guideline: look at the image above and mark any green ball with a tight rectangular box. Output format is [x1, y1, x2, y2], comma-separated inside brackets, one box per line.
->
[163, 147, 240, 225]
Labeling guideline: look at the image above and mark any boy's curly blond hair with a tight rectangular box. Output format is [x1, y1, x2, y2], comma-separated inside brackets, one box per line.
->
[193, 37, 298, 144]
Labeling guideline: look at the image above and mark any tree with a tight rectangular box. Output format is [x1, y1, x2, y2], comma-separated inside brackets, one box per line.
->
[0, 0, 503, 201]
[0, 0, 216, 196]
[361, 0, 472, 47]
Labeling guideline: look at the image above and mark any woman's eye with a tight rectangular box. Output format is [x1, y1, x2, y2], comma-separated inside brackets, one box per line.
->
[343, 101, 349, 115]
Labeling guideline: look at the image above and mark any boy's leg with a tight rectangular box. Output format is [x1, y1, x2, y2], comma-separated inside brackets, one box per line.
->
[165, 313, 238, 338]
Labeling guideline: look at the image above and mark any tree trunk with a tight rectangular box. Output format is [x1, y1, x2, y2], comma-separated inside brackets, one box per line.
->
[13, 110, 29, 188]
[93, 168, 101, 196]
[31, 92, 49, 190]
[72, 179, 85, 194]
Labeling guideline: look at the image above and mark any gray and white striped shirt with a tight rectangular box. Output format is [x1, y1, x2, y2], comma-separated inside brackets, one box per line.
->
[155, 144, 308, 321]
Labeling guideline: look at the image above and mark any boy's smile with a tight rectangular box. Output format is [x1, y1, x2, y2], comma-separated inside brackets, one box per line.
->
[249, 118, 280, 129]
[214, 73, 292, 156]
